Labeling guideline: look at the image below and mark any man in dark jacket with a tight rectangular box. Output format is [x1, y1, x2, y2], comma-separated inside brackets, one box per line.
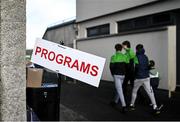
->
[129, 44, 160, 115]
[110, 43, 128, 113]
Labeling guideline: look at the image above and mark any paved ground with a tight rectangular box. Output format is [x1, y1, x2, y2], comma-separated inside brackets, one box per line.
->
[60, 80, 180, 121]
[60, 104, 87, 121]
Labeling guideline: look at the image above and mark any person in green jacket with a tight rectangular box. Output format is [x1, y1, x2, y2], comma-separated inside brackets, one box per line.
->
[109, 43, 128, 113]
[122, 41, 136, 104]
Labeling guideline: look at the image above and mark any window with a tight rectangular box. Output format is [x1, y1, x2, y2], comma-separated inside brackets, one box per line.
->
[118, 20, 133, 32]
[134, 17, 151, 28]
[152, 13, 171, 25]
[118, 12, 174, 33]
[87, 24, 110, 37]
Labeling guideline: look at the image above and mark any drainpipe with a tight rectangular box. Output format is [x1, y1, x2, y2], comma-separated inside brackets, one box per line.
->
[73, 39, 77, 49]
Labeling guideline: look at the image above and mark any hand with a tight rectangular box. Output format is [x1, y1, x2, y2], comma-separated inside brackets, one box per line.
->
[123, 45, 128, 51]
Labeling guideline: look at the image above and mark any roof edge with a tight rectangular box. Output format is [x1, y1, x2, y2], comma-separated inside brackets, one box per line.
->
[47, 19, 76, 31]
[76, 0, 165, 23]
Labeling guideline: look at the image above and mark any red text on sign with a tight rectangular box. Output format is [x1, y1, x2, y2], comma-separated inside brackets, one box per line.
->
[34, 46, 99, 77]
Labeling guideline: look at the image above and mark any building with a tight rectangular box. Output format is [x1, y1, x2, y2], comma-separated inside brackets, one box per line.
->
[75, 0, 180, 94]
[43, 19, 76, 47]
[43, 19, 77, 81]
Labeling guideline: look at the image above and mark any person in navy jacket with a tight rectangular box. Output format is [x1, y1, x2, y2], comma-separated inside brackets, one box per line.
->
[129, 44, 160, 115]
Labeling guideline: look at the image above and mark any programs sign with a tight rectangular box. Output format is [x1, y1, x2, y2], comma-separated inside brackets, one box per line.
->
[31, 38, 106, 87]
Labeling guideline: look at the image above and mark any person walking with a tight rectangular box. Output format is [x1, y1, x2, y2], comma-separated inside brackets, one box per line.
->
[122, 41, 136, 104]
[109, 43, 128, 113]
[129, 44, 160, 115]
[149, 60, 163, 110]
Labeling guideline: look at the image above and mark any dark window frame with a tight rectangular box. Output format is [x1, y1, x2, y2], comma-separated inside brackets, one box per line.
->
[117, 12, 175, 33]
[152, 13, 173, 26]
[87, 24, 110, 37]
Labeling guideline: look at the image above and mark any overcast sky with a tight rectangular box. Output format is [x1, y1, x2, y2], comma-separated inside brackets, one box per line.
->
[26, 0, 76, 49]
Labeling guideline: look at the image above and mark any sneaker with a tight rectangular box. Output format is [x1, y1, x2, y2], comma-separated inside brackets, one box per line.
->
[158, 104, 164, 110]
[129, 105, 135, 111]
[121, 107, 127, 114]
[153, 108, 161, 115]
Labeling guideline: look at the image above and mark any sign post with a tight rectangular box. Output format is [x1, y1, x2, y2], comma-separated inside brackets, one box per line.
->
[31, 38, 106, 87]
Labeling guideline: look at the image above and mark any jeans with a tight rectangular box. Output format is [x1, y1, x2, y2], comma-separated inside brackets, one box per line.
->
[113, 75, 126, 107]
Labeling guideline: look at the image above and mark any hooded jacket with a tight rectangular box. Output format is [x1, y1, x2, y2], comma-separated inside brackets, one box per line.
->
[110, 51, 128, 75]
[135, 48, 149, 79]
[124, 48, 136, 72]
[124, 48, 136, 63]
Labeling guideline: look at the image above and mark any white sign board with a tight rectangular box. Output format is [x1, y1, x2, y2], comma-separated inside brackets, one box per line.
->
[31, 38, 106, 87]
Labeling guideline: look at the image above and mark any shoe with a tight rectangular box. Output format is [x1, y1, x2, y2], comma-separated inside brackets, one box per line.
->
[153, 107, 161, 115]
[129, 105, 135, 111]
[121, 107, 127, 114]
[158, 104, 164, 110]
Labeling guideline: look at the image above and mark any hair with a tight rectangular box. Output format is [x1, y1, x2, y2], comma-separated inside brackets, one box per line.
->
[136, 44, 144, 52]
[149, 60, 155, 67]
[115, 44, 122, 51]
[122, 40, 131, 48]
[60, 41, 64, 45]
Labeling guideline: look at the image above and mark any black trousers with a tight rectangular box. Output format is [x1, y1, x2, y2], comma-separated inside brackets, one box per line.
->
[150, 78, 160, 106]
[122, 63, 135, 104]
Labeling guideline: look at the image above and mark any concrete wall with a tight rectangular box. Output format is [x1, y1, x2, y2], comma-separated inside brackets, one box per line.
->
[0, 0, 26, 120]
[76, 0, 157, 22]
[76, 28, 176, 91]
[43, 24, 76, 47]
[168, 26, 176, 91]
[77, 0, 180, 39]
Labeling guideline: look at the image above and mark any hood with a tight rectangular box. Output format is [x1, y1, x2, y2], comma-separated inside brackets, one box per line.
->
[136, 48, 145, 55]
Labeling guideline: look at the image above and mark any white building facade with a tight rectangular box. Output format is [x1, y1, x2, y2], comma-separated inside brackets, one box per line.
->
[76, 0, 180, 92]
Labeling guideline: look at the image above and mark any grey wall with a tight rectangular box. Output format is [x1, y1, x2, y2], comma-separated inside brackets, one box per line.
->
[43, 24, 76, 47]
[77, 29, 169, 90]
[76, 0, 157, 22]
[77, 0, 180, 39]
[0, 0, 26, 120]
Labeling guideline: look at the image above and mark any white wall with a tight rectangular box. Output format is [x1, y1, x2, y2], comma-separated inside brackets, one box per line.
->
[168, 26, 176, 92]
[77, 29, 173, 90]
[77, 0, 180, 38]
[76, 0, 157, 22]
